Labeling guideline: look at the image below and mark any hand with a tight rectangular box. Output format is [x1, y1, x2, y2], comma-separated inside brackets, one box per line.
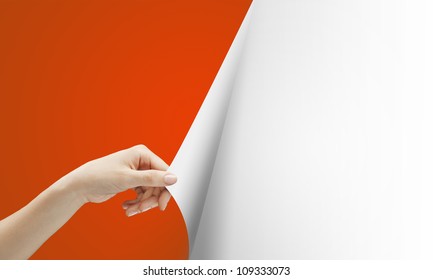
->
[65, 144, 177, 216]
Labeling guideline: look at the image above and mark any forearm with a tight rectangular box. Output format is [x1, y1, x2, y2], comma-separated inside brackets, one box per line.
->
[0, 176, 85, 259]
[0, 145, 175, 259]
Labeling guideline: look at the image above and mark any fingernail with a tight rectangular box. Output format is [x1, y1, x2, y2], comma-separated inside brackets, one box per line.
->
[164, 174, 177, 185]
[127, 210, 140, 217]
[162, 203, 168, 211]
[141, 202, 158, 213]
[160, 200, 169, 211]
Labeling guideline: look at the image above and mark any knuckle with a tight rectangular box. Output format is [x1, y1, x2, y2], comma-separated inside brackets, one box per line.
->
[133, 144, 148, 152]
[142, 171, 154, 184]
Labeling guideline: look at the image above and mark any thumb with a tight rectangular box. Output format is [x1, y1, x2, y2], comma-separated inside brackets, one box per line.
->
[126, 169, 177, 188]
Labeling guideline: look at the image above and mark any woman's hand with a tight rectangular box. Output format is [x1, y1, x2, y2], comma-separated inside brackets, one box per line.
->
[0, 144, 174, 259]
[65, 144, 177, 216]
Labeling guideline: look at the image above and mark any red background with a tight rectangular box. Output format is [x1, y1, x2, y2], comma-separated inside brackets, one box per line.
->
[0, 0, 251, 259]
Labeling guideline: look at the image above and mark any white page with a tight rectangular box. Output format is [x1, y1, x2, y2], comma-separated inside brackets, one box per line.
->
[192, 0, 433, 259]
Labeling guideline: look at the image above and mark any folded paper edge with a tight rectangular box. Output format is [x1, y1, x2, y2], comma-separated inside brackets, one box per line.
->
[167, 4, 253, 257]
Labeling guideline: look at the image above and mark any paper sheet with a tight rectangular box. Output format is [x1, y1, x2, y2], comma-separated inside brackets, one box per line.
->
[171, 0, 433, 259]
[166, 4, 252, 255]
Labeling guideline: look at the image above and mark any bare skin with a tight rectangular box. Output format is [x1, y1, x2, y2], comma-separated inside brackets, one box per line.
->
[0, 144, 177, 259]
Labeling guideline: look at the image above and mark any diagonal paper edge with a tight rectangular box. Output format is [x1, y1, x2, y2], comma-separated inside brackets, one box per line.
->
[167, 4, 253, 257]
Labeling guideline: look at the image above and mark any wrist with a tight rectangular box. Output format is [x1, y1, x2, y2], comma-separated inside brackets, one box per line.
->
[50, 173, 89, 208]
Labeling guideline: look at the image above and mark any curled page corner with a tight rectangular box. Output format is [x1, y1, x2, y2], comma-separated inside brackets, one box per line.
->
[167, 5, 252, 256]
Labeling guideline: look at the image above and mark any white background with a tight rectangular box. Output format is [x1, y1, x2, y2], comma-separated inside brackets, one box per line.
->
[2, 260, 433, 280]
[192, 0, 433, 259]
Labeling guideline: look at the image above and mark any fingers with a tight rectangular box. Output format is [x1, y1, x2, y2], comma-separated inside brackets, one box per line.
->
[125, 196, 159, 217]
[158, 189, 171, 211]
[153, 187, 161, 197]
[121, 145, 176, 216]
[121, 190, 144, 209]
[143, 187, 154, 200]
[122, 186, 172, 216]
[126, 169, 177, 189]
